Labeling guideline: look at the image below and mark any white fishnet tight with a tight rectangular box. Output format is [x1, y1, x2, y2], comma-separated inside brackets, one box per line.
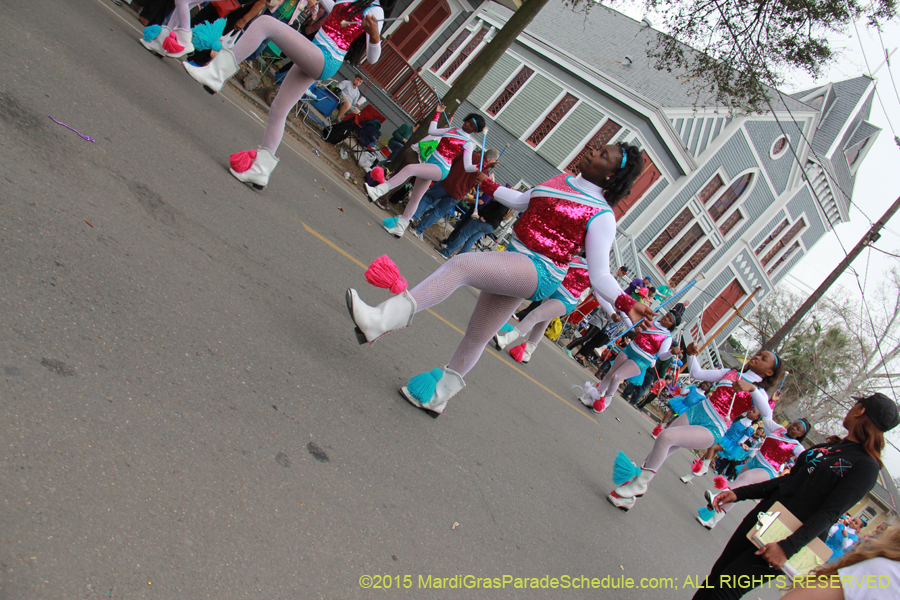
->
[382, 163, 444, 220]
[228, 16, 326, 152]
[409, 252, 539, 376]
[643, 414, 716, 471]
[516, 298, 566, 347]
[168, 0, 202, 30]
[594, 351, 641, 406]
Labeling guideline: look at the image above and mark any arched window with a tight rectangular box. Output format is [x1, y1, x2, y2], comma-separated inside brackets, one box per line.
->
[771, 136, 788, 158]
[707, 173, 752, 222]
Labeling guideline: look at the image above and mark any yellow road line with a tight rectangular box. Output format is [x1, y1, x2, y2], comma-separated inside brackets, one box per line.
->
[300, 222, 596, 423]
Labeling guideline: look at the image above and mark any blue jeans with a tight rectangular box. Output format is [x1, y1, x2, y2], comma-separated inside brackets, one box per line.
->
[386, 139, 404, 159]
[623, 370, 655, 405]
[440, 219, 494, 257]
[411, 183, 453, 229]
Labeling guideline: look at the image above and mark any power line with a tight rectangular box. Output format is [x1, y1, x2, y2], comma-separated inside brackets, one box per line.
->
[706, 0, 900, 405]
[874, 25, 900, 111]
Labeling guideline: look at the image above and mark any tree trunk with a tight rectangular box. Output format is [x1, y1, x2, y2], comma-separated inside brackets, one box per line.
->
[390, 0, 552, 169]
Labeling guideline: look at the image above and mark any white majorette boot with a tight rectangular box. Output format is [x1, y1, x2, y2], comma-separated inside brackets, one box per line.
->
[183, 48, 239, 94]
[229, 147, 279, 190]
[382, 216, 409, 238]
[162, 28, 195, 59]
[493, 328, 519, 350]
[607, 467, 656, 511]
[574, 382, 601, 407]
[346, 255, 416, 345]
[696, 506, 725, 529]
[140, 25, 171, 56]
[365, 181, 389, 202]
[401, 366, 465, 418]
[510, 340, 537, 364]
[346, 289, 416, 345]
[520, 341, 537, 364]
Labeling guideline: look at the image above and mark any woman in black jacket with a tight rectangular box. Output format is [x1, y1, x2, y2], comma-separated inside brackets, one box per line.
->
[692, 393, 899, 599]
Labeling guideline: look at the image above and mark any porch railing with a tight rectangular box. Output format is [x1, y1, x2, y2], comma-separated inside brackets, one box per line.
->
[362, 40, 440, 121]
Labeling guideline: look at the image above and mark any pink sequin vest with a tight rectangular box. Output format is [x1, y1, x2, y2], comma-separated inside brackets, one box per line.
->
[319, 1, 372, 52]
[434, 129, 469, 163]
[633, 327, 669, 356]
[759, 432, 798, 471]
[513, 175, 609, 268]
[708, 370, 754, 423]
[560, 258, 591, 297]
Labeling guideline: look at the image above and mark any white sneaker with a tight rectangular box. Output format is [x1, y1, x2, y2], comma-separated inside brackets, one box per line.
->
[411, 229, 424, 241]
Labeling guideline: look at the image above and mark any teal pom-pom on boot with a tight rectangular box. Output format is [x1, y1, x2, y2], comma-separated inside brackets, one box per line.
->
[408, 368, 443, 403]
[400, 367, 466, 417]
[612, 451, 642, 485]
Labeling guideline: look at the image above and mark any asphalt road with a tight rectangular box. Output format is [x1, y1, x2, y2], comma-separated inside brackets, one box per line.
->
[0, 1, 777, 598]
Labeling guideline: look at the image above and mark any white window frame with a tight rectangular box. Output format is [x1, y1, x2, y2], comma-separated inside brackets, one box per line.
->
[481, 61, 532, 119]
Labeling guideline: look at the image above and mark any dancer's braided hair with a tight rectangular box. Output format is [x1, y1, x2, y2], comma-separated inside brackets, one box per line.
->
[602, 142, 643, 206]
[345, 0, 398, 66]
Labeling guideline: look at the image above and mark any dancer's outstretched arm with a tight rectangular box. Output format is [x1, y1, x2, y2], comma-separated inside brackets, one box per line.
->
[490, 186, 533, 211]
[584, 215, 655, 329]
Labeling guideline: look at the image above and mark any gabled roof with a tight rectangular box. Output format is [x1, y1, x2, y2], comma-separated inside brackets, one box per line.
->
[484, 1, 815, 114]
[847, 121, 880, 149]
[810, 76, 875, 156]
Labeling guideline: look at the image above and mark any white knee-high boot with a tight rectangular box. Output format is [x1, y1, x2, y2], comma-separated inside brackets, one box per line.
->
[183, 48, 239, 94]
[163, 28, 195, 58]
[346, 288, 416, 345]
[140, 25, 171, 55]
[382, 216, 409, 238]
[493, 328, 520, 350]
[607, 468, 656, 511]
[519, 341, 538, 364]
[401, 367, 465, 417]
[229, 147, 280, 189]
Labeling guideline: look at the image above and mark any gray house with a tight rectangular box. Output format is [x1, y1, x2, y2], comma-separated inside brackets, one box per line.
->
[340, 0, 881, 367]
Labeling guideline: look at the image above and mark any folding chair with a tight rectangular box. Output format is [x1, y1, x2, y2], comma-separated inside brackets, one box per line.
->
[342, 104, 387, 164]
[296, 82, 340, 138]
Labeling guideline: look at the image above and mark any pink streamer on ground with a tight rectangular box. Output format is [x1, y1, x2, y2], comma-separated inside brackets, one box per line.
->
[48, 116, 95, 142]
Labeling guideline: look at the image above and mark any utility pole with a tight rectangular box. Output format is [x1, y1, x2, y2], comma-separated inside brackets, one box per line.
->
[762, 195, 900, 352]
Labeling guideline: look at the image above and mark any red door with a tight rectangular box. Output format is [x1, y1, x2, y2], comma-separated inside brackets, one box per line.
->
[389, 1, 451, 61]
[613, 152, 660, 219]
[701, 280, 745, 333]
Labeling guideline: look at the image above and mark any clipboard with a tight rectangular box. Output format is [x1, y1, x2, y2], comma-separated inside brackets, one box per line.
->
[747, 502, 832, 580]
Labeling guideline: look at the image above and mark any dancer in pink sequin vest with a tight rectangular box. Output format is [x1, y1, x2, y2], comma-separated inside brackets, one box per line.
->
[697, 417, 809, 529]
[373, 107, 493, 239]
[347, 143, 648, 416]
[183, 0, 394, 189]
[607, 346, 785, 512]
[586, 312, 682, 415]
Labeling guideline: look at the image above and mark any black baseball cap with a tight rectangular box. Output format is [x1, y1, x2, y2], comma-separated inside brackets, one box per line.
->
[853, 392, 900, 432]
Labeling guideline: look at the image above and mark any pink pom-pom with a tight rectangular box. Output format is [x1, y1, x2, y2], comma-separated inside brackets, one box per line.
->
[652, 424, 663, 437]
[365, 255, 407, 293]
[593, 398, 607, 413]
[714, 475, 729, 490]
[509, 342, 526, 362]
[370, 166, 385, 184]
[691, 458, 704, 474]
[229, 149, 257, 173]
[162, 32, 185, 54]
